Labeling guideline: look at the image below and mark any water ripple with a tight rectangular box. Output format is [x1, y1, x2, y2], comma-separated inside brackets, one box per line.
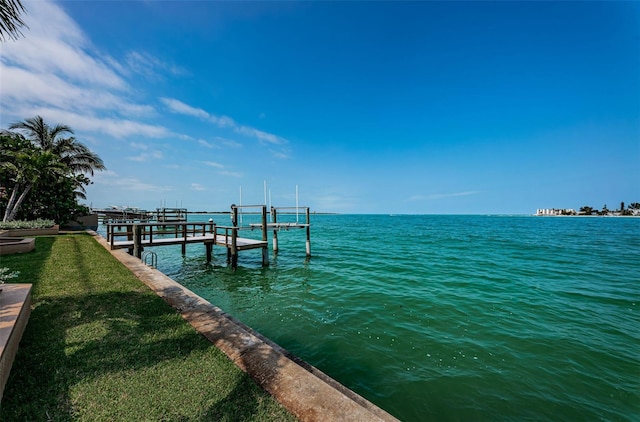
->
[110, 215, 640, 421]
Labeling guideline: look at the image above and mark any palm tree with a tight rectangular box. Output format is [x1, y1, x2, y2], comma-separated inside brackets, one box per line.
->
[2, 116, 105, 222]
[9, 116, 106, 174]
[0, 0, 28, 41]
[2, 149, 66, 222]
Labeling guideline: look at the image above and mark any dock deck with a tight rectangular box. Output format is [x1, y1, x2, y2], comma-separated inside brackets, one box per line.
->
[110, 233, 267, 251]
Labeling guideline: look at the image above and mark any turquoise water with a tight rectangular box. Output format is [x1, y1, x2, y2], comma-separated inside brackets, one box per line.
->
[103, 215, 640, 421]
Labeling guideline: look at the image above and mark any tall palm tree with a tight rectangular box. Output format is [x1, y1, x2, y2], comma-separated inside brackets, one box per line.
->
[2, 116, 105, 222]
[9, 115, 106, 174]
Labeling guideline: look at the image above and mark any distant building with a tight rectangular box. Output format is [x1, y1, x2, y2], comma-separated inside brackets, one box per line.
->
[536, 208, 576, 216]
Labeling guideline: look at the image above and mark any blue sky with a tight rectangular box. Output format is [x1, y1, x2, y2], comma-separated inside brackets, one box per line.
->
[1, 1, 638, 214]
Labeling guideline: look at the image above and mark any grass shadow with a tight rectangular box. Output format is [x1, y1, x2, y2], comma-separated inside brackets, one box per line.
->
[1, 233, 294, 421]
[0, 236, 55, 291]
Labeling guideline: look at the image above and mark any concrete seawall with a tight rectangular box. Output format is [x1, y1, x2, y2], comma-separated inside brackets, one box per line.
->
[89, 231, 398, 422]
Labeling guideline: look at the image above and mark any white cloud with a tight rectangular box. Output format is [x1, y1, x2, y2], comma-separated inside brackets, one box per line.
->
[216, 137, 243, 148]
[191, 183, 206, 191]
[237, 125, 285, 145]
[0, 0, 178, 140]
[217, 170, 243, 178]
[1, 60, 153, 117]
[203, 161, 224, 168]
[93, 170, 172, 193]
[161, 96, 288, 151]
[18, 107, 171, 139]
[127, 151, 163, 162]
[198, 139, 217, 149]
[200, 161, 242, 177]
[1, 1, 125, 90]
[270, 149, 290, 159]
[160, 97, 210, 120]
[125, 51, 187, 80]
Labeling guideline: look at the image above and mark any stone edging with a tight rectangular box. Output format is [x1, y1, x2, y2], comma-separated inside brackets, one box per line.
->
[88, 230, 399, 422]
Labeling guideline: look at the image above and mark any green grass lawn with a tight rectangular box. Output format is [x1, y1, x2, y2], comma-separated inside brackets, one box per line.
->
[0, 233, 297, 421]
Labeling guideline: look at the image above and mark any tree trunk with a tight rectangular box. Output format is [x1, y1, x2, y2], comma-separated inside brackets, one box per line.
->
[3, 184, 21, 222]
[3, 183, 32, 222]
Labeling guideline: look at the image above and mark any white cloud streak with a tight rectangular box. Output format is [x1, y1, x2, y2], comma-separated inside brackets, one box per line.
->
[125, 51, 187, 80]
[94, 170, 173, 193]
[160, 97, 289, 148]
[217, 170, 243, 178]
[18, 107, 171, 139]
[127, 151, 163, 162]
[203, 161, 225, 168]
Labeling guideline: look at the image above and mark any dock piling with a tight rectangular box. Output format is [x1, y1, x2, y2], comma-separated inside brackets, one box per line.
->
[231, 227, 238, 270]
[261, 205, 269, 266]
[205, 242, 213, 263]
[306, 208, 311, 257]
[271, 207, 279, 253]
[181, 224, 187, 255]
[133, 224, 143, 259]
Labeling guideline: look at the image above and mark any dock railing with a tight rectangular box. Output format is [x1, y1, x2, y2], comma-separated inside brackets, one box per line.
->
[107, 221, 216, 251]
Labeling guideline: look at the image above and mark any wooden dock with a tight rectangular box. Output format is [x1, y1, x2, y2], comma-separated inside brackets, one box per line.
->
[106, 204, 310, 270]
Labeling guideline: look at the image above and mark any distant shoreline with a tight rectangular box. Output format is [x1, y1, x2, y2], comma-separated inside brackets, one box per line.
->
[533, 214, 640, 218]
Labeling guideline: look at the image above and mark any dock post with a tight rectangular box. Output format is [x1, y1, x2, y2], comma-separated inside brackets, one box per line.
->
[305, 208, 311, 257]
[133, 224, 143, 259]
[181, 224, 187, 255]
[231, 227, 238, 270]
[205, 242, 213, 263]
[231, 204, 238, 227]
[261, 205, 269, 266]
[230, 205, 239, 269]
[271, 207, 278, 253]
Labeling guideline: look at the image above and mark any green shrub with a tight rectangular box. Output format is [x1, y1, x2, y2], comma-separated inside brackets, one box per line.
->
[0, 218, 55, 230]
[0, 267, 19, 283]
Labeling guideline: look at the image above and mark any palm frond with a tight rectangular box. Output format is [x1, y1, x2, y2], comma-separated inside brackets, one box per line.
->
[0, 0, 28, 42]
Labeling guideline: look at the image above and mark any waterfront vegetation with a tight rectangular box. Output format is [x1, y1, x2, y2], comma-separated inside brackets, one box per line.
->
[1, 116, 105, 223]
[0, 218, 55, 230]
[579, 202, 640, 216]
[0, 233, 296, 421]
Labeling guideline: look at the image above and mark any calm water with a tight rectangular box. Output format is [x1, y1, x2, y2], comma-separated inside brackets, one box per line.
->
[102, 215, 640, 421]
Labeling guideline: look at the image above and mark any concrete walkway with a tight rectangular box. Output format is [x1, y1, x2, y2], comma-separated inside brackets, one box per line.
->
[90, 231, 399, 422]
